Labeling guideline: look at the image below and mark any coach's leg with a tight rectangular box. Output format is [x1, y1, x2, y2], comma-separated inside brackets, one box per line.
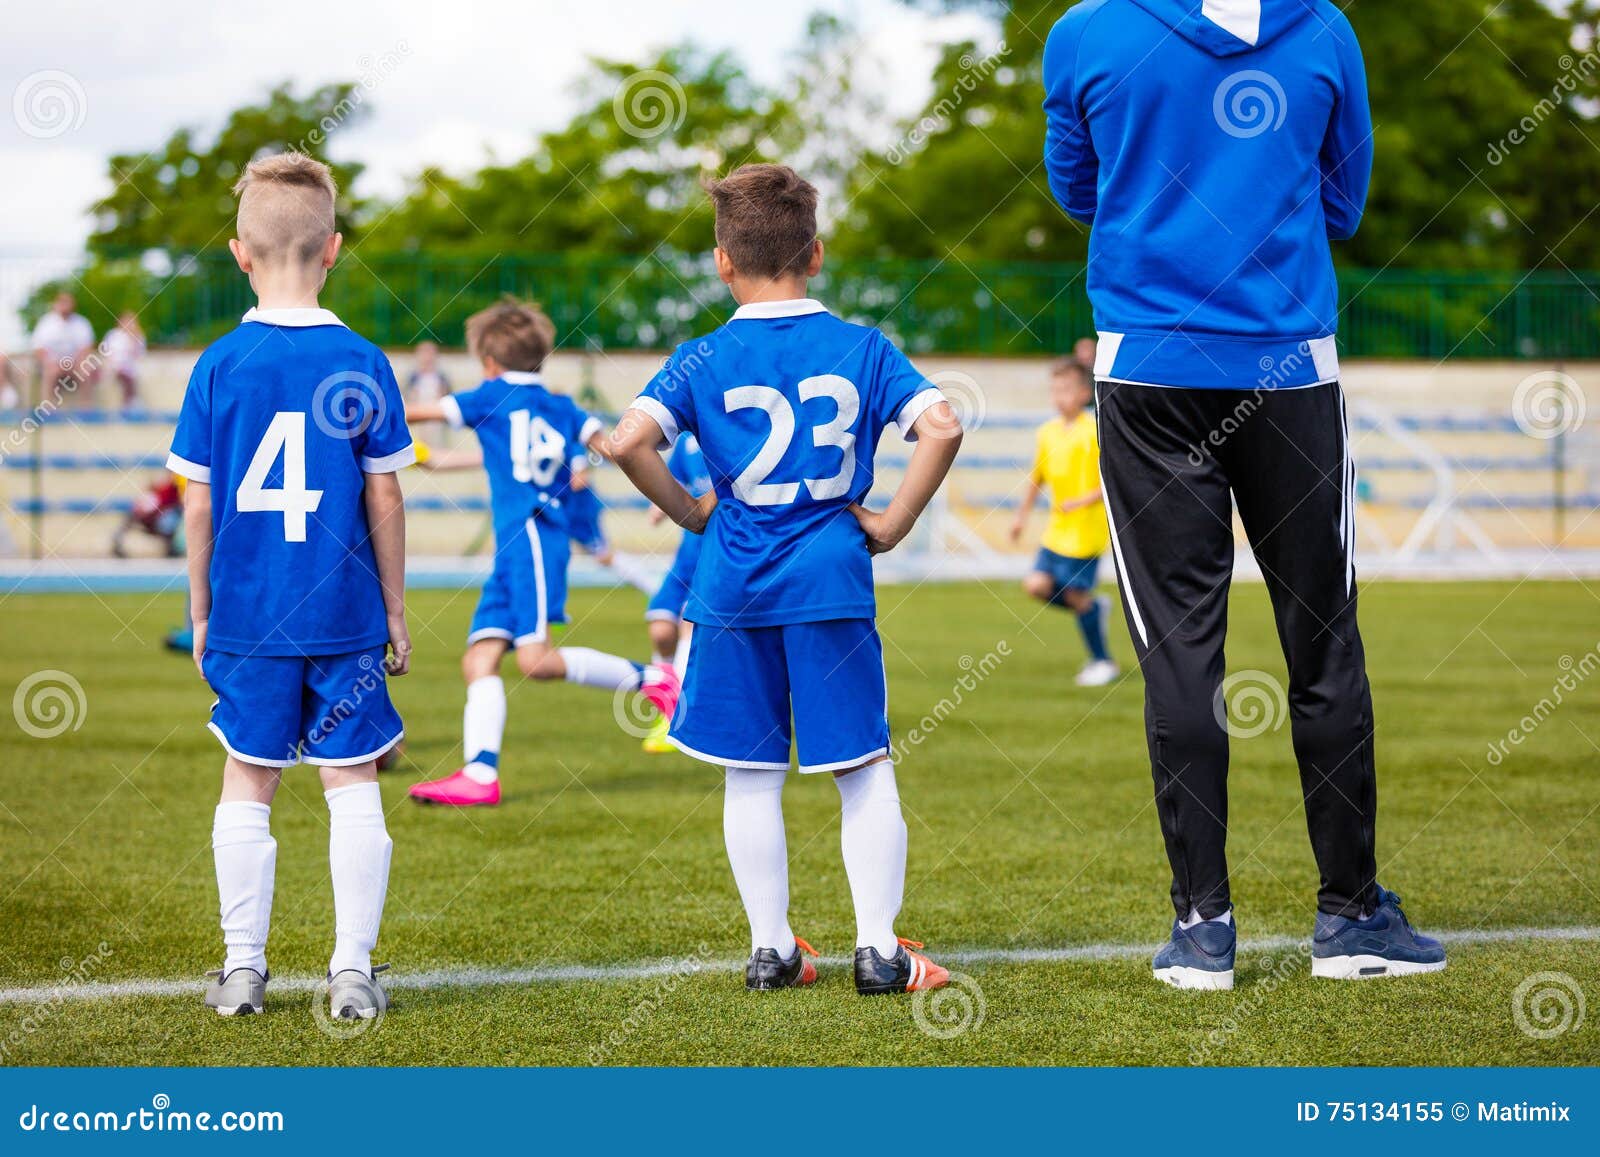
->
[1097, 381, 1237, 921]
[1223, 383, 1378, 919]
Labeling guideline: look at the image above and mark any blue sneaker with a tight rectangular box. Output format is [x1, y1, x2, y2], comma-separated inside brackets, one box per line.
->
[1311, 887, 1447, 980]
[1152, 914, 1236, 990]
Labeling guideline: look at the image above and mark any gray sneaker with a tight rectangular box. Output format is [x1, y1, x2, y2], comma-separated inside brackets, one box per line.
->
[204, 967, 268, 1016]
[327, 964, 390, 1020]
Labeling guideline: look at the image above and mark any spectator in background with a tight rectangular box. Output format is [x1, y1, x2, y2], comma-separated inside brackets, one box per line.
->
[1072, 335, 1097, 372]
[406, 340, 450, 403]
[103, 312, 147, 408]
[31, 292, 98, 407]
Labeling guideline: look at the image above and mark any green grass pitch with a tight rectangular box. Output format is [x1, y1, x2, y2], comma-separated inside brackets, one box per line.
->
[1, 579, 1596, 1066]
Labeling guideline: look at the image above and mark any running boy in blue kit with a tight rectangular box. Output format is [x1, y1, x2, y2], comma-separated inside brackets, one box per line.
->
[168, 153, 412, 1020]
[611, 164, 964, 995]
[405, 301, 680, 808]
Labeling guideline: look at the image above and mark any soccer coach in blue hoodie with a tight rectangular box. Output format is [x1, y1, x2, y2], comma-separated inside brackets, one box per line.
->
[1044, 0, 1445, 989]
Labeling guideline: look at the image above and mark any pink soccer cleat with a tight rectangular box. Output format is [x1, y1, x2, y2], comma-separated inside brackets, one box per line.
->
[640, 663, 681, 721]
[409, 769, 501, 807]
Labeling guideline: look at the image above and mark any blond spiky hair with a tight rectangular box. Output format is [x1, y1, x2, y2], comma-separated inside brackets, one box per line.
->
[232, 151, 337, 267]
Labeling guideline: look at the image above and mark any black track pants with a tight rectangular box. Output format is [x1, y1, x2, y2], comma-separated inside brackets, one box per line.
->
[1095, 379, 1378, 920]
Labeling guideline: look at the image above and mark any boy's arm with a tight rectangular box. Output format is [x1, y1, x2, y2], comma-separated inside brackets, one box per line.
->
[850, 402, 963, 555]
[609, 411, 716, 533]
[183, 482, 213, 676]
[363, 472, 411, 676]
[1010, 477, 1042, 542]
[406, 400, 446, 424]
[416, 444, 483, 471]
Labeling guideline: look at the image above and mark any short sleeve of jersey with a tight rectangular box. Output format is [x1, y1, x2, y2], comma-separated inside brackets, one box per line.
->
[870, 331, 945, 441]
[440, 383, 495, 430]
[167, 356, 215, 483]
[357, 354, 416, 473]
[633, 342, 702, 447]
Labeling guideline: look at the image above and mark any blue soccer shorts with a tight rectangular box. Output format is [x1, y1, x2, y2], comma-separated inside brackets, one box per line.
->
[1033, 547, 1100, 601]
[203, 647, 403, 768]
[668, 617, 890, 773]
[564, 487, 607, 554]
[645, 531, 703, 623]
[470, 516, 571, 647]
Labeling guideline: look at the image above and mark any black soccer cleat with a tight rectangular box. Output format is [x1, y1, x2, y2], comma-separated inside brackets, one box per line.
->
[744, 937, 818, 990]
[853, 938, 950, 996]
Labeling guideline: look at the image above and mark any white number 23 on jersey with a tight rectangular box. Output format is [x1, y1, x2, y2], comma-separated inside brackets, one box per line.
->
[724, 376, 858, 506]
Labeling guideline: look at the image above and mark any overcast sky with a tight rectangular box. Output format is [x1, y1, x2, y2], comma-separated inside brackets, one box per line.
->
[1, 0, 993, 254]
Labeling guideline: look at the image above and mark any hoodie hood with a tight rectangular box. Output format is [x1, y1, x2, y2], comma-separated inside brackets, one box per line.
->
[1126, 0, 1320, 56]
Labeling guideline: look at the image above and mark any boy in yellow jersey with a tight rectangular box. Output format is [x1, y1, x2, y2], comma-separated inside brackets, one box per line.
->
[1010, 358, 1118, 687]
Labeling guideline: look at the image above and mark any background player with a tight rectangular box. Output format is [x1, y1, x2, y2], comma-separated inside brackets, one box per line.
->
[640, 431, 711, 753]
[1009, 358, 1118, 687]
[405, 301, 679, 808]
[167, 152, 411, 1021]
[611, 163, 962, 997]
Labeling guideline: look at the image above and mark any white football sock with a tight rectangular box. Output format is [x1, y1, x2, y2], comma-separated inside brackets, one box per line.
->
[461, 675, 505, 784]
[672, 628, 693, 678]
[835, 760, 906, 956]
[723, 767, 795, 957]
[213, 801, 276, 976]
[607, 551, 658, 595]
[1179, 907, 1233, 929]
[560, 647, 644, 691]
[326, 783, 392, 977]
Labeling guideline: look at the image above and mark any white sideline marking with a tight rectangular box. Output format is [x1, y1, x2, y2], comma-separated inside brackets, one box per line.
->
[2, 925, 1596, 1007]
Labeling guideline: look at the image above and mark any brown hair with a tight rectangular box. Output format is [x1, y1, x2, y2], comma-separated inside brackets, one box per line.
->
[233, 152, 337, 266]
[1051, 356, 1091, 386]
[465, 300, 556, 372]
[705, 163, 818, 279]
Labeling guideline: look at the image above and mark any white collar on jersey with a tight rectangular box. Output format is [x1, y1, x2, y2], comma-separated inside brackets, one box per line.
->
[730, 298, 828, 321]
[500, 371, 544, 385]
[241, 307, 347, 328]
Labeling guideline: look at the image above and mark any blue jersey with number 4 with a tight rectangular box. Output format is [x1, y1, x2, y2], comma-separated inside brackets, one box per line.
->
[633, 300, 944, 627]
[167, 308, 414, 657]
[441, 372, 601, 537]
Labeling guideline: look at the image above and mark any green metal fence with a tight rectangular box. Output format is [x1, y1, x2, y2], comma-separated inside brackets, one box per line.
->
[42, 252, 1600, 358]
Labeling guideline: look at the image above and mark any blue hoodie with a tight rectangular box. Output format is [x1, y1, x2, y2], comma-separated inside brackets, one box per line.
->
[1043, 0, 1372, 390]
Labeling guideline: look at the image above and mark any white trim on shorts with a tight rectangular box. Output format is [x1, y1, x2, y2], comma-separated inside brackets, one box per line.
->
[206, 721, 300, 768]
[467, 627, 514, 645]
[799, 747, 890, 775]
[665, 734, 790, 772]
[303, 731, 405, 768]
[524, 517, 549, 644]
[644, 609, 682, 623]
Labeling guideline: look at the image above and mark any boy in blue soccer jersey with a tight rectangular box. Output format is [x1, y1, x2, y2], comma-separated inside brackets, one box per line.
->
[612, 164, 963, 996]
[168, 153, 411, 1021]
[640, 432, 711, 754]
[405, 302, 680, 808]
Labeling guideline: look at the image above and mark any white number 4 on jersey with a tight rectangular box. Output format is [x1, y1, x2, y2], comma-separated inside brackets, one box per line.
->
[237, 412, 324, 542]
